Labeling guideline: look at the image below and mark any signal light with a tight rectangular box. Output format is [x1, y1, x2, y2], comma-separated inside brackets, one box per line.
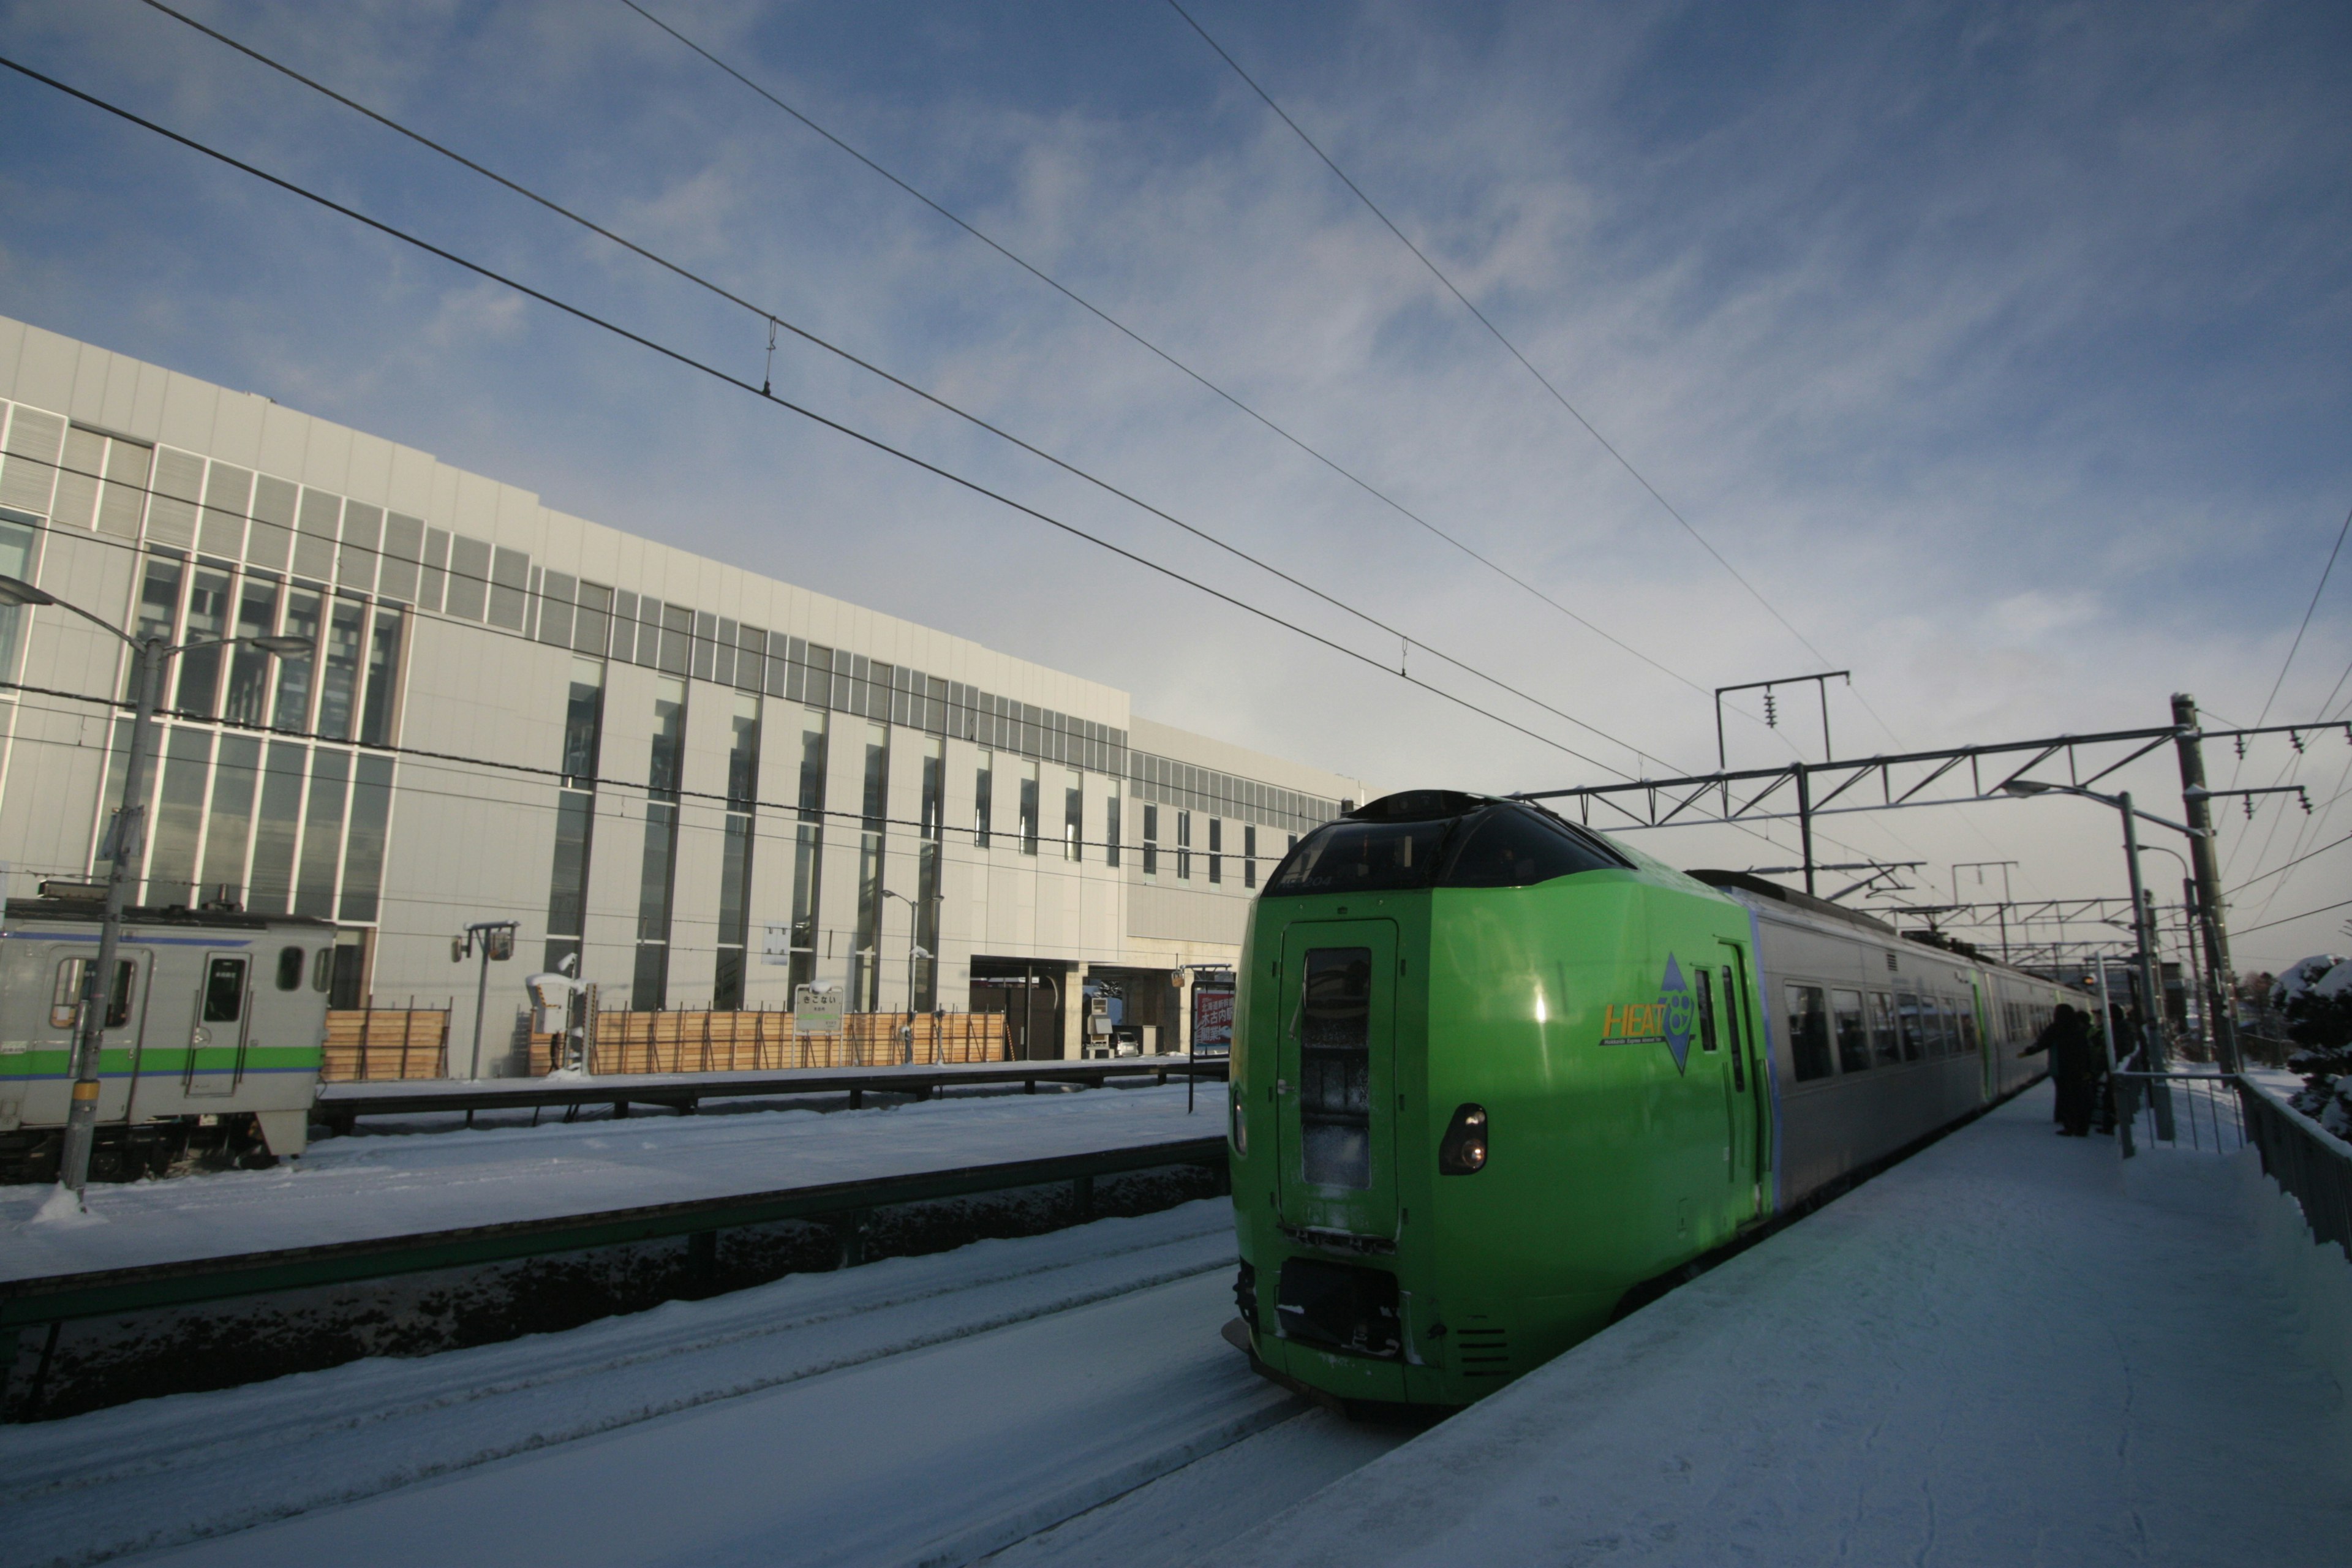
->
[1439, 1103, 1488, 1174]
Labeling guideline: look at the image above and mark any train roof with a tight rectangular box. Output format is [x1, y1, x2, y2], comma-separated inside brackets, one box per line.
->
[1685, 869, 1902, 937]
[2, 897, 336, 932]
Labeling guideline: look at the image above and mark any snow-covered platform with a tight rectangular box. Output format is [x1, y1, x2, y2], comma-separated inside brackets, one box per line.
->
[0, 1082, 1224, 1284]
[1207, 1083, 2351, 1567]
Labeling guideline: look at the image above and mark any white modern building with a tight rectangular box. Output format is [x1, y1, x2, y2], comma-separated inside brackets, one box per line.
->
[0, 317, 1368, 1068]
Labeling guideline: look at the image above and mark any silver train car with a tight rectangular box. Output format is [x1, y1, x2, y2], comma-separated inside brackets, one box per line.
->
[0, 895, 332, 1180]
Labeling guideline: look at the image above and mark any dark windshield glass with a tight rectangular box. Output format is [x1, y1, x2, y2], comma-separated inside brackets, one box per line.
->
[1436, 805, 1619, 888]
[1265, 819, 1452, 896]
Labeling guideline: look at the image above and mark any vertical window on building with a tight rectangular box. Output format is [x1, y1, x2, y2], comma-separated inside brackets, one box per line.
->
[633, 677, 687, 1009]
[1019, 760, 1039, 856]
[339, 755, 394, 923]
[175, 564, 233, 715]
[850, 720, 889, 1011]
[273, 587, 320, 731]
[0, 515, 37, 676]
[914, 735, 943, 1011]
[222, 577, 280, 726]
[713, 692, 761, 1009]
[1208, 818, 1223, 884]
[358, 608, 402, 745]
[144, 726, 213, 908]
[545, 658, 603, 973]
[1177, 810, 1193, 880]
[1064, 769, 1083, 861]
[315, 595, 366, 741]
[974, 751, 993, 848]
[248, 741, 306, 914]
[1244, 824, 1257, 889]
[200, 734, 260, 907]
[295, 749, 350, 918]
[1106, 790, 1121, 869]
[1143, 803, 1159, 876]
[134, 555, 183, 645]
[790, 707, 827, 995]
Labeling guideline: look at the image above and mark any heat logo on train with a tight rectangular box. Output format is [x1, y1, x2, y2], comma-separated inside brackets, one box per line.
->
[1226, 790, 2086, 1412]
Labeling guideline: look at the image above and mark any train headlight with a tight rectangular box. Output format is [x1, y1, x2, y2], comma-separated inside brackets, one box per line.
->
[1439, 1103, 1488, 1174]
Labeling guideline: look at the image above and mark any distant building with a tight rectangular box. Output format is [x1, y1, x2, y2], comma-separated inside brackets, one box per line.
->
[0, 317, 1366, 1069]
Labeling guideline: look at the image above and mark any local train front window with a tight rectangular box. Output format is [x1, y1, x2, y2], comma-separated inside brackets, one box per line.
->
[1298, 947, 1373, 1189]
[202, 957, 247, 1022]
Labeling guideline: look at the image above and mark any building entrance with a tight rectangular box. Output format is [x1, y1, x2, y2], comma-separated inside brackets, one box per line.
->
[969, 957, 1068, 1061]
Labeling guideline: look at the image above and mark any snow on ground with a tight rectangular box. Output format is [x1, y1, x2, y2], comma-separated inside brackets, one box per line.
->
[0, 1084, 1224, 1281]
[0, 1202, 1274, 1568]
[1204, 1084, 2351, 1568]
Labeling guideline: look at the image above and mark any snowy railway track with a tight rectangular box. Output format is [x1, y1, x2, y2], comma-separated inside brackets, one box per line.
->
[0, 1202, 1360, 1568]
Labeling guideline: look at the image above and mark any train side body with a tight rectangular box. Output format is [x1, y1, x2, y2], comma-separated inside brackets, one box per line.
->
[1231, 797, 2087, 1412]
[0, 899, 334, 1160]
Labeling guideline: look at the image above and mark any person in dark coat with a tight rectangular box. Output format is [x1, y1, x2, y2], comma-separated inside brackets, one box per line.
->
[2023, 1004, 2100, 1136]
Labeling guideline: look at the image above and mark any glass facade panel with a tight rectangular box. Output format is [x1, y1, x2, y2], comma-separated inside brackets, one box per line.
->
[974, 752, 992, 848]
[316, 595, 365, 740]
[273, 587, 320, 731]
[1019, 760, 1038, 856]
[145, 726, 213, 908]
[339, 754, 394, 921]
[358, 608, 401, 745]
[175, 564, 232, 715]
[1063, 770, 1082, 861]
[0, 514, 36, 674]
[249, 741, 306, 914]
[295, 748, 349, 918]
[1106, 790, 1121, 869]
[790, 708, 826, 995]
[633, 677, 686, 1006]
[223, 577, 279, 726]
[200, 733, 260, 907]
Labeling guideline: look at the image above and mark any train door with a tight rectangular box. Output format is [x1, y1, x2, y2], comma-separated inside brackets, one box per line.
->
[1717, 938, 1767, 1219]
[1273, 922, 1399, 1244]
[184, 951, 253, 1098]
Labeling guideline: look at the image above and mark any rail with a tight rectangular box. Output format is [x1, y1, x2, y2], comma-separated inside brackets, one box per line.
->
[2237, 1076, 2352, 1257]
[2110, 1071, 2246, 1156]
[315, 1055, 1227, 1129]
[0, 1134, 1229, 1349]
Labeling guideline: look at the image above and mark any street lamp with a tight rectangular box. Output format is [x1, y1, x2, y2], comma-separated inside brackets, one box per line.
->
[880, 889, 930, 1062]
[0, 574, 310, 1199]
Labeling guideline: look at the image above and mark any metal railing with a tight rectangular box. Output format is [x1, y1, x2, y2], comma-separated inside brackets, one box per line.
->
[2111, 1071, 2246, 1155]
[2237, 1077, 2352, 1258]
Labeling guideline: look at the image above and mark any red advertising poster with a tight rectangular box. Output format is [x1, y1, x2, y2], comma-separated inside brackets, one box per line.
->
[1192, 986, 1235, 1055]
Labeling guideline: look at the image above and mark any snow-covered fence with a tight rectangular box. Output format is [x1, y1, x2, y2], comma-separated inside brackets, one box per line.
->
[2239, 1075, 2352, 1261]
[2112, 1071, 2246, 1155]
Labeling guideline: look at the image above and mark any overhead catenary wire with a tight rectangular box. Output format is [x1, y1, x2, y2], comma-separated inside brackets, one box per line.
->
[614, 0, 1721, 704]
[0, 50, 1657, 786]
[124, 0, 1668, 777]
[1161, 0, 1834, 673]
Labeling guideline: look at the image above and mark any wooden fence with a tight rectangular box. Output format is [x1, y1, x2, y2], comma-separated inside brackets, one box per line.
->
[527, 1009, 1009, 1077]
[322, 1006, 450, 1082]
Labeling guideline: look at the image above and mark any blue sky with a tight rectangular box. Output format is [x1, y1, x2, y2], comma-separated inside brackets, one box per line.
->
[1, 0, 2348, 970]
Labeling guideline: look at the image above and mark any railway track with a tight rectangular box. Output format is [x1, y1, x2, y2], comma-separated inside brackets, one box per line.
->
[0, 1201, 1403, 1568]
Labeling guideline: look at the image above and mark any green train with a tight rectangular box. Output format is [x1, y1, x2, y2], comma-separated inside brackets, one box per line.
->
[1227, 790, 2086, 1411]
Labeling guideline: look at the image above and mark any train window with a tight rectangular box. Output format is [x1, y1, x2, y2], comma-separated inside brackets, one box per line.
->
[201, 957, 247, 1023]
[312, 946, 335, 993]
[1435, 805, 1618, 889]
[1896, 993, 1924, 1061]
[1695, 970, 1719, 1052]
[1298, 948, 1374, 1189]
[276, 946, 305, 991]
[1267, 818, 1452, 897]
[1932, 997, 1958, 1057]
[1785, 984, 1833, 1081]
[1869, 992, 1902, 1066]
[1831, 989, 1869, 1074]
[1959, 1009, 1980, 1054]
[50, 958, 135, 1030]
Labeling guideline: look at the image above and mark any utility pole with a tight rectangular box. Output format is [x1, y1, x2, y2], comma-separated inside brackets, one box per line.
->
[2171, 693, 2241, 1072]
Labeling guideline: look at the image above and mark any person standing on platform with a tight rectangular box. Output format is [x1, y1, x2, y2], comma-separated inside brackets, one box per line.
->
[2024, 1004, 2099, 1136]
